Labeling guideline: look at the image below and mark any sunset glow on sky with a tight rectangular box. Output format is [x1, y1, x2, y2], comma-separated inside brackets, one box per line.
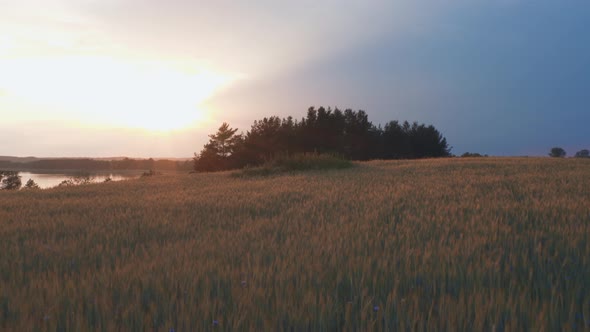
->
[1, 1, 589, 157]
[1, 56, 233, 131]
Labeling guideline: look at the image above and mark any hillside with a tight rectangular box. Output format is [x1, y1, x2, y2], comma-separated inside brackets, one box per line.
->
[0, 158, 589, 330]
[0, 157, 192, 171]
[0, 156, 41, 163]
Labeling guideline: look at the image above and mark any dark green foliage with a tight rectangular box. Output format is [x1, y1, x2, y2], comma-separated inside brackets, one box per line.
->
[574, 149, 589, 158]
[193, 122, 243, 172]
[549, 147, 566, 158]
[234, 153, 353, 177]
[194, 107, 451, 172]
[381, 120, 450, 159]
[231, 116, 294, 168]
[0, 171, 21, 190]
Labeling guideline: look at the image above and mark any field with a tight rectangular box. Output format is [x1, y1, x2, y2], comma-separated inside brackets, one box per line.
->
[1, 158, 589, 331]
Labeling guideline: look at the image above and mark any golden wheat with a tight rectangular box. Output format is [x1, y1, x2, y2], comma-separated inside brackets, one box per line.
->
[0, 158, 589, 331]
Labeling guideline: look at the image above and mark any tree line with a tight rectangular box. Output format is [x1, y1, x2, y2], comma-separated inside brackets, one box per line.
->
[0, 158, 192, 172]
[194, 106, 451, 172]
[549, 147, 590, 158]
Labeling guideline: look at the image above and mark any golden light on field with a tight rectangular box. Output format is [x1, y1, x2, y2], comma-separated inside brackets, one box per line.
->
[0, 56, 233, 131]
[1, 158, 590, 330]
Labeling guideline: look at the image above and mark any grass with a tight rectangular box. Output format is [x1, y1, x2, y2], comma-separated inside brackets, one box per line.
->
[0, 157, 589, 330]
[234, 153, 353, 177]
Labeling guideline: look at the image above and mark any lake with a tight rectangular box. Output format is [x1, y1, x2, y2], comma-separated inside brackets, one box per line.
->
[17, 171, 143, 189]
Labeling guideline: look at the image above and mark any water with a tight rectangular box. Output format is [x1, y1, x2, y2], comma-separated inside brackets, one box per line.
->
[17, 171, 142, 189]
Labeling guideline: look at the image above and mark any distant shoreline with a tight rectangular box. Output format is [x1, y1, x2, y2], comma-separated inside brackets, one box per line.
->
[0, 157, 193, 172]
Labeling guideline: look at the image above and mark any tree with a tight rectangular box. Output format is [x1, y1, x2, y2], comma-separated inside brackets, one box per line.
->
[341, 109, 376, 160]
[193, 107, 453, 171]
[382, 121, 410, 159]
[236, 116, 293, 166]
[0, 171, 22, 190]
[549, 147, 566, 158]
[381, 121, 451, 159]
[574, 149, 589, 158]
[209, 122, 241, 158]
[194, 122, 243, 172]
[409, 123, 451, 158]
[23, 179, 40, 189]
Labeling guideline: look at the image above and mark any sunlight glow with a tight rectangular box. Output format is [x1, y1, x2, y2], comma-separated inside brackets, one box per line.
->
[0, 56, 233, 131]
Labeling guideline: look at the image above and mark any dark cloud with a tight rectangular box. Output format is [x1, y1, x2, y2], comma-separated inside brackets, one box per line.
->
[206, 1, 590, 156]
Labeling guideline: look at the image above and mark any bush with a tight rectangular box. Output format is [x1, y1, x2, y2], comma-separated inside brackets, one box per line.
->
[549, 147, 566, 158]
[58, 175, 94, 187]
[0, 171, 22, 190]
[234, 153, 353, 177]
[23, 179, 40, 189]
[141, 170, 160, 177]
[574, 149, 589, 158]
[461, 152, 488, 158]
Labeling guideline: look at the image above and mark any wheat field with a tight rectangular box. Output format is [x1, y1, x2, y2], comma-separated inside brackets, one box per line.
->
[1, 158, 589, 331]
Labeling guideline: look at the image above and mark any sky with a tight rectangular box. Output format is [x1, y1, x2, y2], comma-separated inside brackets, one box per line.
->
[1, 0, 589, 158]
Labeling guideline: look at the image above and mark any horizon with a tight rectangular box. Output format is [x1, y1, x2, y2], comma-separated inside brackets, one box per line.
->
[0, 155, 192, 160]
[1, 1, 589, 158]
[0, 153, 581, 160]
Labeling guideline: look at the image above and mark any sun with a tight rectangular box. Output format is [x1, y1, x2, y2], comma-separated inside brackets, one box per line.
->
[0, 56, 233, 131]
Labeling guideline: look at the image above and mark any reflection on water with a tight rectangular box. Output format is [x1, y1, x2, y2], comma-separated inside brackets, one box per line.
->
[18, 171, 141, 189]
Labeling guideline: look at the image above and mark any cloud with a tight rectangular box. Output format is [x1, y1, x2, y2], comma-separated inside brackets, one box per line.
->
[3, 1, 588, 157]
[67, 1, 442, 77]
